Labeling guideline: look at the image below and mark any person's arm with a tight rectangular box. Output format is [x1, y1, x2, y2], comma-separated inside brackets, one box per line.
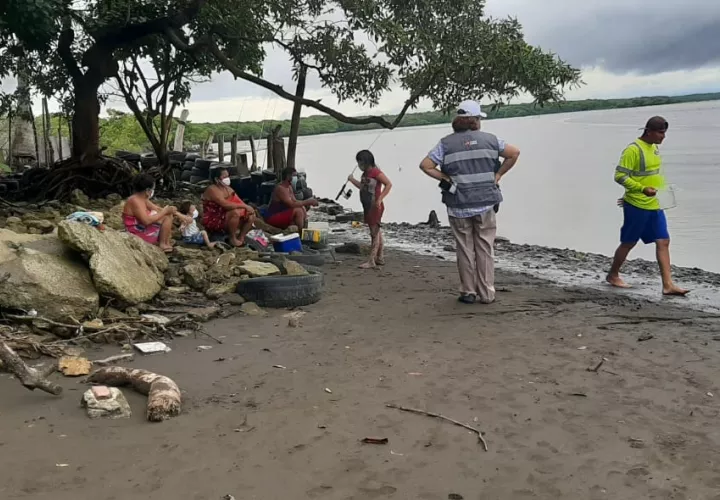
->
[614, 146, 652, 195]
[419, 141, 450, 181]
[496, 143, 520, 182]
[347, 175, 362, 189]
[275, 185, 317, 208]
[375, 172, 392, 206]
[128, 198, 172, 226]
[206, 186, 245, 211]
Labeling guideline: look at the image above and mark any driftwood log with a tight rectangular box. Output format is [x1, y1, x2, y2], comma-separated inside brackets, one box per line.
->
[87, 367, 181, 422]
[0, 341, 62, 395]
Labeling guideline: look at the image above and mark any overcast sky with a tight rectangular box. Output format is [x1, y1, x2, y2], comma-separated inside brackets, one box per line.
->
[21, 0, 720, 122]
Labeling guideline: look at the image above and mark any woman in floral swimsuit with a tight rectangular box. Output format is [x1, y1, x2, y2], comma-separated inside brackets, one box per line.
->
[202, 167, 256, 247]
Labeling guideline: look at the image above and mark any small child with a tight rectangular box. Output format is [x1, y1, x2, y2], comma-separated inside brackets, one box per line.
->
[179, 201, 215, 248]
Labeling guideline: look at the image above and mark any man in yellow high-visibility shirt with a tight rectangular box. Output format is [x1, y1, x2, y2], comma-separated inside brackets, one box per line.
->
[606, 116, 689, 296]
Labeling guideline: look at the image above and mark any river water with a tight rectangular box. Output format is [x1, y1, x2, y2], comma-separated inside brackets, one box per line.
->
[279, 101, 720, 273]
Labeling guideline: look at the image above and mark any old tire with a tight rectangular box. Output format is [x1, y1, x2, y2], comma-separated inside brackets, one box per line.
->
[180, 170, 192, 181]
[259, 253, 327, 267]
[189, 175, 206, 184]
[236, 270, 324, 308]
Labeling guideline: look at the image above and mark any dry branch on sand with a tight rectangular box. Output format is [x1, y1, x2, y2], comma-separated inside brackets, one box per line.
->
[87, 367, 181, 422]
[0, 341, 62, 395]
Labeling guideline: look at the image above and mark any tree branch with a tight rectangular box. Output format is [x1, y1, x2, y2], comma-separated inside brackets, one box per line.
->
[166, 30, 425, 129]
[91, 0, 208, 50]
[58, 24, 83, 84]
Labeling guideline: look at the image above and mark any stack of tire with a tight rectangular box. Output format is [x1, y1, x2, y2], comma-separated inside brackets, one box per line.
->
[181, 158, 240, 184]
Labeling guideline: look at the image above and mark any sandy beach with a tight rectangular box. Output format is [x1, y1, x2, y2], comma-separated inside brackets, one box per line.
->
[2, 242, 720, 500]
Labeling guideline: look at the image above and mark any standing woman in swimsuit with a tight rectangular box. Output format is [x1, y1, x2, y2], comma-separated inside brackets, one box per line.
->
[347, 150, 392, 268]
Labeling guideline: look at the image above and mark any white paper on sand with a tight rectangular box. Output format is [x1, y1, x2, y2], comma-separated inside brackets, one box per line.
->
[133, 341, 171, 354]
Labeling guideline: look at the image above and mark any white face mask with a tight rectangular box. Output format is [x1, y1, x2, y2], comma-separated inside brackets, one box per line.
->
[148, 188, 155, 199]
[221, 177, 231, 186]
[192, 209, 199, 219]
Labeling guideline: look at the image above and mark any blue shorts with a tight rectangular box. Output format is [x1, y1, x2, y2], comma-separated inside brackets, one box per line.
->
[620, 203, 669, 244]
[182, 232, 205, 245]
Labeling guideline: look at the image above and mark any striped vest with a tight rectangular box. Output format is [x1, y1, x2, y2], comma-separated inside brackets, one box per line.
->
[440, 130, 503, 210]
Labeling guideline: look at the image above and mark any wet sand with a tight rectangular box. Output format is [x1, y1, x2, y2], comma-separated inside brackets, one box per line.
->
[2, 249, 720, 500]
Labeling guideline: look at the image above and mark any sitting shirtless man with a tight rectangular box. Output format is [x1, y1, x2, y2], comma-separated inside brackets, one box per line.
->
[265, 167, 318, 229]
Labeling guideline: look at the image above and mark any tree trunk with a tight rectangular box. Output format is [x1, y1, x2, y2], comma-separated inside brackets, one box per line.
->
[72, 83, 102, 161]
[286, 65, 307, 171]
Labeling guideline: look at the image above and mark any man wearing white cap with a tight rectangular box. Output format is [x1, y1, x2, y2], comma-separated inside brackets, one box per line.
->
[420, 100, 521, 304]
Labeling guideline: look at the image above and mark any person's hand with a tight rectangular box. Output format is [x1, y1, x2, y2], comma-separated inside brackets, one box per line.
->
[495, 173, 502, 185]
[308, 198, 319, 207]
[643, 187, 658, 197]
[163, 206, 177, 215]
[375, 199, 382, 209]
[347, 174, 355, 182]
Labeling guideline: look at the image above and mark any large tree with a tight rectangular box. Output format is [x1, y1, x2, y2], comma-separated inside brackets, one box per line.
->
[167, 0, 581, 167]
[0, 0, 210, 163]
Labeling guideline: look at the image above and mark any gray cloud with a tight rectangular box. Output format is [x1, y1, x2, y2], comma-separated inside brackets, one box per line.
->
[486, 0, 720, 75]
[186, 0, 720, 104]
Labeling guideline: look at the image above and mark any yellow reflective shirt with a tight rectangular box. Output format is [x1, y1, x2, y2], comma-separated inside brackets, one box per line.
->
[614, 139, 665, 210]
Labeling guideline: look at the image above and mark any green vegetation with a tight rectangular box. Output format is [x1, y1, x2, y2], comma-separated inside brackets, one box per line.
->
[82, 92, 720, 153]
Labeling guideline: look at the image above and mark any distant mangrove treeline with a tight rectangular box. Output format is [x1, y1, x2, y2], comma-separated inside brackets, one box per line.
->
[14, 92, 720, 156]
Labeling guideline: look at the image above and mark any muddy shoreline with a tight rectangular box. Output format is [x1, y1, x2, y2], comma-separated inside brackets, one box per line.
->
[318, 205, 720, 312]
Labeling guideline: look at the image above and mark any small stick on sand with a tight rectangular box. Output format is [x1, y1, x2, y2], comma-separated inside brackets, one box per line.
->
[587, 359, 605, 373]
[386, 403, 488, 451]
[92, 354, 134, 366]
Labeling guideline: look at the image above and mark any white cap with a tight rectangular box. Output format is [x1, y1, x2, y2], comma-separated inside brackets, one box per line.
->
[456, 100, 487, 118]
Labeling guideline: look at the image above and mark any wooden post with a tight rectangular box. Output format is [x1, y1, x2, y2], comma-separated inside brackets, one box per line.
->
[57, 116, 63, 160]
[266, 132, 274, 173]
[42, 98, 54, 165]
[230, 134, 237, 166]
[217, 134, 224, 163]
[249, 136, 258, 171]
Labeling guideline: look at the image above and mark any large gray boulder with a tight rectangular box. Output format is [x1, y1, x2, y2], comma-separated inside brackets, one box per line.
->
[58, 221, 169, 304]
[0, 231, 99, 321]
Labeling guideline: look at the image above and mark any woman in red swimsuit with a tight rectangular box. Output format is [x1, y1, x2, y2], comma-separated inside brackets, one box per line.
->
[202, 167, 256, 247]
[123, 173, 177, 252]
[347, 150, 392, 268]
[266, 167, 318, 230]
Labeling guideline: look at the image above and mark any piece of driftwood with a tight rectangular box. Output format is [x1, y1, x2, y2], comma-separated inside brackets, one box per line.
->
[92, 354, 134, 366]
[88, 367, 181, 422]
[0, 341, 62, 395]
[386, 403, 488, 451]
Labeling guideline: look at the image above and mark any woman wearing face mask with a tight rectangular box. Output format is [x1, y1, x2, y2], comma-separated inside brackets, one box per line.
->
[202, 167, 256, 247]
[347, 150, 392, 268]
[265, 167, 318, 230]
[123, 173, 177, 252]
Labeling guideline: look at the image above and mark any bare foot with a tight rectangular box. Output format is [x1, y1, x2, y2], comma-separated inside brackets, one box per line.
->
[359, 261, 376, 269]
[208, 242, 217, 249]
[606, 274, 631, 288]
[663, 285, 690, 297]
[230, 238, 245, 248]
[160, 244, 173, 254]
[376, 258, 385, 266]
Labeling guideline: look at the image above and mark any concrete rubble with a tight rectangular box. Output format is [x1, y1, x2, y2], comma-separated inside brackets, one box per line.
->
[82, 386, 132, 419]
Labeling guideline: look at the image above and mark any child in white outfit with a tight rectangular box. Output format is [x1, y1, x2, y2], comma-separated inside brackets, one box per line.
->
[179, 201, 215, 248]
